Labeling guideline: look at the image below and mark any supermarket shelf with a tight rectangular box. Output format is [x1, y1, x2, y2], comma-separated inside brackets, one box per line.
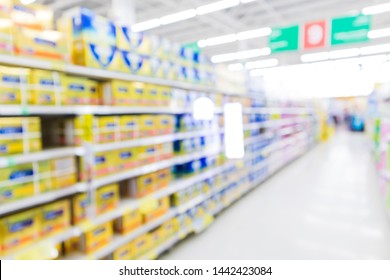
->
[0, 147, 85, 168]
[243, 107, 312, 115]
[0, 54, 217, 93]
[0, 183, 87, 216]
[94, 129, 222, 153]
[92, 148, 222, 189]
[0, 105, 197, 116]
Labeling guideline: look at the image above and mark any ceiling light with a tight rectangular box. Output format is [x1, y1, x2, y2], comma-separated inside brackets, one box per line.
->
[196, 0, 240, 15]
[368, 27, 390, 39]
[211, 52, 236, 63]
[228, 63, 244, 71]
[362, 2, 390, 15]
[160, 9, 196, 25]
[21, 0, 35, 4]
[198, 33, 237, 48]
[329, 48, 360, 59]
[241, 0, 257, 3]
[236, 27, 271, 40]
[360, 43, 390, 55]
[235, 48, 265, 60]
[245, 59, 278, 70]
[301, 52, 330, 63]
[131, 18, 161, 32]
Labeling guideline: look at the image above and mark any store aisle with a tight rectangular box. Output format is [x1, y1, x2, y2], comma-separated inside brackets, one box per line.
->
[162, 131, 390, 260]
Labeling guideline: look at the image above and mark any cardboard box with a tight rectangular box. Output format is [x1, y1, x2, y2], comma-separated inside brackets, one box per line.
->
[114, 209, 142, 235]
[13, 26, 67, 61]
[119, 115, 139, 140]
[158, 115, 174, 135]
[96, 183, 119, 215]
[95, 116, 118, 143]
[123, 173, 156, 198]
[156, 168, 171, 189]
[113, 242, 135, 260]
[120, 51, 151, 76]
[49, 157, 77, 190]
[139, 145, 157, 165]
[62, 76, 99, 105]
[144, 84, 159, 107]
[117, 147, 138, 171]
[139, 115, 156, 138]
[72, 192, 90, 224]
[10, 1, 54, 29]
[40, 200, 71, 237]
[80, 221, 113, 254]
[0, 209, 40, 254]
[117, 28, 150, 54]
[100, 80, 132, 106]
[132, 234, 151, 258]
[94, 151, 117, 178]
[0, 66, 30, 105]
[29, 69, 63, 105]
[142, 197, 169, 223]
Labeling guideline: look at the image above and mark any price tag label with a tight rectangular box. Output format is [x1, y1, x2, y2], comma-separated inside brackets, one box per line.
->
[14, 242, 58, 260]
[6, 157, 16, 167]
[21, 107, 29, 115]
[139, 197, 158, 214]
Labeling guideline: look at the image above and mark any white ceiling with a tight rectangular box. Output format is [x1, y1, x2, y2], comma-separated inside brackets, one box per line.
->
[40, 0, 390, 59]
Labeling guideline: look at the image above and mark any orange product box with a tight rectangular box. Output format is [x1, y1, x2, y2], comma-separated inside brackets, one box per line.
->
[156, 168, 171, 189]
[142, 197, 169, 223]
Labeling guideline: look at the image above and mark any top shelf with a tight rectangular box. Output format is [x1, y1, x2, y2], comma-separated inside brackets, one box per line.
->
[0, 54, 235, 95]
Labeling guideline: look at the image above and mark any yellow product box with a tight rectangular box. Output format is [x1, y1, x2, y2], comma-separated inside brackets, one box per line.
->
[62, 76, 99, 106]
[113, 242, 135, 260]
[40, 200, 71, 237]
[140, 145, 157, 165]
[143, 197, 169, 223]
[100, 80, 133, 106]
[149, 57, 164, 79]
[133, 234, 151, 257]
[80, 221, 113, 254]
[114, 209, 142, 234]
[94, 151, 117, 178]
[120, 115, 139, 140]
[0, 138, 41, 155]
[0, 17, 13, 55]
[160, 86, 172, 107]
[0, 181, 35, 204]
[144, 84, 159, 107]
[122, 172, 155, 199]
[13, 26, 68, 61]
[0, 66, 30, 105]
[139, 115, 156, 138]
[117, 27, 151, 54]
[49, 157, 77, 189]
[0, 209, 40, 254]
[10, 1, 54, 29]
[0, 0, 12, 17]
[117, 147, 138, 171]
[157, 142, 173, 160]
[150, 227, 163, 247]
[158, 115, 174, 135]
[95, 116, 118, 143]
[156, 168, 171, 189]
[72, 192, 90, 225]
[0, 163, 35, 203]
[29, 69, 64, 105]
[96, 183, 119, 215]
[72, 41, 120, 71]
[129, 82, 145, 105]
[120, 51, 151, 76]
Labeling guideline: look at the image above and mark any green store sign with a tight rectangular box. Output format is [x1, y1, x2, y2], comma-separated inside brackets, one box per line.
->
[331, 14, 372, 45]
[269, 25, 300, 53]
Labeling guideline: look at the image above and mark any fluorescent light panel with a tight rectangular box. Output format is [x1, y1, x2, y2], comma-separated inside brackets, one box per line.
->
[160, 9, 196, 25]
[211, 47, 270, 63]
[362, 2, 390, 15]
[236, 27, 272, 40]
[228, 63, 244, 71]
[131, 18, 161, 32]
[329, 48, 360, 59]
[301, 52, 330, 63]
[360, 43, 390, 55]
[196, 0, 240, 15]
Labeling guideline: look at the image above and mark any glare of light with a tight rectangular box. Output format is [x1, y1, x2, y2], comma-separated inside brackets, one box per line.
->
[224, 103, 245, 159]
[245, 58, 278, 70]
[193, 97, 215, 120]
[211, 47, 269, 63]
[250, 68, 272, 77]
[368, 27, 390, 39]
[196, 0, 240, 15]
[198, 33, 237, 48]
[360, 43, 390, 55]
[301, 52, 330, 63]
[329, 48, 360, 59]
[236, 27, 271, 40]
[362, 2, 390, 15]
[160, 9, 197, 25]
[131, 18, 161, 32]
[228, 63, 244, 71]
[211, 52, 236, 63]
[235, 48, 266, 60]
[0, 18, 12, 28]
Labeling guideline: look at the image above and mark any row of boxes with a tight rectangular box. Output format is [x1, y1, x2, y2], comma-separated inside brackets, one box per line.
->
[73, 114, 175, 145]
[0, 157, 77, 205]
[0, 200, 71, 256]
[0, 117, 41, 155]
